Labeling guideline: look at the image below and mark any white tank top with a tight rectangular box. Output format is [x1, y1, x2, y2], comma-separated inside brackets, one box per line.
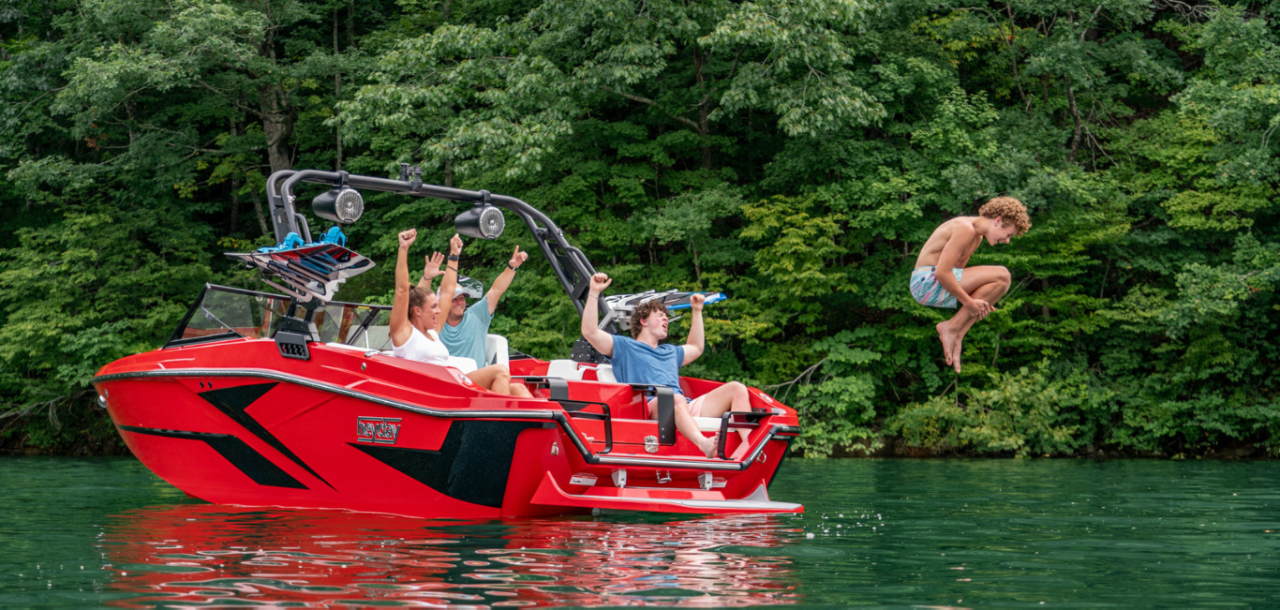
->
[392, 326, 450, 366]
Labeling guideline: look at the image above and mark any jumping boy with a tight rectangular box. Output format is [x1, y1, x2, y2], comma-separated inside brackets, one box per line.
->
[912, 196, 1030, 373]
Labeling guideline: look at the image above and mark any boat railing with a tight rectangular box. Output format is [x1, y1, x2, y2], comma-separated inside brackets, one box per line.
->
[513, 375, 790, 462]
[714, 408, 775, 460]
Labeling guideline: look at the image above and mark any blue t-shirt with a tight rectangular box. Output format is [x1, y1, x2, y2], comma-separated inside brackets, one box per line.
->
[609, 335, 685, 395]
[439, 297, 493, 367]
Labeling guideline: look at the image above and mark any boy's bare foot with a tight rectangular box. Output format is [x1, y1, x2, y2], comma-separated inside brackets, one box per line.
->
[952, 333, 965, 373]
[700, 433, 720, 458]
[729, 441, 751, 462]
[936, 322, 957, 365]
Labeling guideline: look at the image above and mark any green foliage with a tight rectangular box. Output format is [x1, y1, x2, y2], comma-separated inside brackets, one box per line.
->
[3, 0, 1279, 457]
[885, 363, 1109, 457]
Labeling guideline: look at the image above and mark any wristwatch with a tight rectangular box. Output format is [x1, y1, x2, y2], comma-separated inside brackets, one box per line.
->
[447, 254, 459, 261]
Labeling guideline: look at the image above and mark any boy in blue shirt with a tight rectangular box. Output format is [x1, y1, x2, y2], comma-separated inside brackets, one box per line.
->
[580, 273, 754, 460]
[418, 243, 529, 368]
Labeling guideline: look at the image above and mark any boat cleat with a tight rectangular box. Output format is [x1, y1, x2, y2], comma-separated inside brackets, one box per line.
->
[697, 473, 727, 490]
[569, 472, 597, 487]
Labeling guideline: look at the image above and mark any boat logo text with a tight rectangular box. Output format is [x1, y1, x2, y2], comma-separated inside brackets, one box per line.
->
[356, 417, 401, 444]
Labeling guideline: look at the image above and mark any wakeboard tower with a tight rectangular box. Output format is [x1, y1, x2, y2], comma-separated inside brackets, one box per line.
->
[93, 166, 802, 518]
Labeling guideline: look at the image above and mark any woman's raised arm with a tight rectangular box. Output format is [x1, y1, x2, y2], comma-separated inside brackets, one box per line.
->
[389, 229, 417, 347]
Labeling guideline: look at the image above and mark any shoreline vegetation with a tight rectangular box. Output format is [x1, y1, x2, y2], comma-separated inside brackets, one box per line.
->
[2, 1, 1278, 459]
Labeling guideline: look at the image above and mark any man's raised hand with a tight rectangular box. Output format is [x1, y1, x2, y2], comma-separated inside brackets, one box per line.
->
[449, 233, 464, 256]
[422, 252, 446, 280]
[509, 246, 528, 269]
[589, 273, 612, 296]
[689, 293, 705, 313]
[398, 229, 417, 249]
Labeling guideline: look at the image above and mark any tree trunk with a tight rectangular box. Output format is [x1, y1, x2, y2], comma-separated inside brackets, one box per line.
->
[333, 6, 342, 170]
[1042, 278, 1051, 319]
[700, 107, 711, 173]
[259, 9, 294, 174]
[250, 189, 270, 238]
[1066, 83, 1083, 164]
[261, 83, 295, 174]
[689, 239, 702, 284]
[230, 183, 240, 233]
[230, 119, 241, 233]
[694, 48, 711, 173]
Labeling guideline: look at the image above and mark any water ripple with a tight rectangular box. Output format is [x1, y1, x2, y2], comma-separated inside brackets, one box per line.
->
[95, 506, 802, 607]
[5, 457, 1280, 606]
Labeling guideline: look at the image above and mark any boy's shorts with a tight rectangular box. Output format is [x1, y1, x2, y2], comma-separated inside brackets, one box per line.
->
[648, 395, 705, 419]
[910, 266, 963, 309]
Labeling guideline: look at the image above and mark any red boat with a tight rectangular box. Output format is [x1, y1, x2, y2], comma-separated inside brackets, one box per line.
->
[93, 168, 803, 518]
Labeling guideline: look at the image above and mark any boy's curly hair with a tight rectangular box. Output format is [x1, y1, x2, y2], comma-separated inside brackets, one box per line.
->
[979, 196, 1031, 236]
[629, 299, 670, 339]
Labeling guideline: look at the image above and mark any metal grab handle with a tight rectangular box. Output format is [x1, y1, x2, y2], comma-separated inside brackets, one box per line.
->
[560, 401, 613, 455]
[512, 376, 568, 401]
[513, 376, 612, 454]
[716, 409, 773, 461]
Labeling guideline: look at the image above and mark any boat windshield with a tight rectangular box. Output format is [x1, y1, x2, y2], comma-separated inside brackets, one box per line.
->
[165, 284, 391, 349]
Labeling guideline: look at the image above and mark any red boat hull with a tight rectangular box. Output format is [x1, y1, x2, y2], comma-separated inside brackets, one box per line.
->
[94, 338, 802, 518]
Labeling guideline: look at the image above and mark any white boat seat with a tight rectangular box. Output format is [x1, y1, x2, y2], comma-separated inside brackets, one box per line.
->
[485, 334, 509, 367]
[447, 356, 478, 374]
[325, 342, 367, 352]
[694, 416, 722, 431]
[546, 359, 584, 380]
[595, 363, 616, 383]
[614, 417, 723, 432]
[355, 344, 474, 371]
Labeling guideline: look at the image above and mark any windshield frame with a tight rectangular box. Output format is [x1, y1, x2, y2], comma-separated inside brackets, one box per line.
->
[163, 283, 391, 350]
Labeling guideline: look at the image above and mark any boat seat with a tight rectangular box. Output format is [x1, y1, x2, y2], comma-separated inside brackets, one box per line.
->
[613, 417, 723, 432]
[594, 363, 616, 383]
[334, 341, 475, 371]
[485, 334, 509, 367]
[546, 359, 584, 380]
[448, 356, 478, 374]
[325, 342, 367, 352]
[694, 417, 722, 431]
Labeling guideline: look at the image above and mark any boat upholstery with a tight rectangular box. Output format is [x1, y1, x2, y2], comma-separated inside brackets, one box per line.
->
[485, 334, 509, 367]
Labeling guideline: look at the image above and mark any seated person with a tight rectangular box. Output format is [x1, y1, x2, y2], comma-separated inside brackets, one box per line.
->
[417, 240, 529, 367]
[389, 229, 532, 398]
[580, 273, 754, 460]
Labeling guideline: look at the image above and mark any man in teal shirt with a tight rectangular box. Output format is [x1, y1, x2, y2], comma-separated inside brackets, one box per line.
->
[418, 243, 528, 367]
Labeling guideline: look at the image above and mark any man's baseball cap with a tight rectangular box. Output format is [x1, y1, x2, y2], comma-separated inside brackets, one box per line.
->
[439, 276, 484, 300]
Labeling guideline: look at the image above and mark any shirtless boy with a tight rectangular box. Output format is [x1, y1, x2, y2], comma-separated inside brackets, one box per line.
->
[912, 197, 1030, 373]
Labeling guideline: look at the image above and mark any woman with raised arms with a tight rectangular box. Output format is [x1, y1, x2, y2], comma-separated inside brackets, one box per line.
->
[389, 228, 532, 398]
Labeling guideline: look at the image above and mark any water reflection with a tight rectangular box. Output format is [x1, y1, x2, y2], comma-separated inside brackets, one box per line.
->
[100, 505, 803, 607]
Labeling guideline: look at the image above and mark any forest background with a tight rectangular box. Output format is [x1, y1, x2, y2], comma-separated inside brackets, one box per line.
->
[2, 0, 1278, 458]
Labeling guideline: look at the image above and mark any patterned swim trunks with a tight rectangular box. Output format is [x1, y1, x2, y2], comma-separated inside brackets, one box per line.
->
[910, 266, 964, 309]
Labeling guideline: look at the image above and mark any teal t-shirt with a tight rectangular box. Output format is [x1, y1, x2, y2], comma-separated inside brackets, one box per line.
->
[439, 297, 493, 366]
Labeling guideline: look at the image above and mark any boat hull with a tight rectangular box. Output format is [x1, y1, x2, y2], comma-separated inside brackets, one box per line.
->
[95, 339, 802, 518]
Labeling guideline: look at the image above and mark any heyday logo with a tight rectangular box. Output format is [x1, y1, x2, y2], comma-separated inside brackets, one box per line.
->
[356, 417, 402, 445]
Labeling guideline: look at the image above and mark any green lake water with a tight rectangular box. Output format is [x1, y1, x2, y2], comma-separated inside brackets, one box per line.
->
[2, 456, 1278, 607]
